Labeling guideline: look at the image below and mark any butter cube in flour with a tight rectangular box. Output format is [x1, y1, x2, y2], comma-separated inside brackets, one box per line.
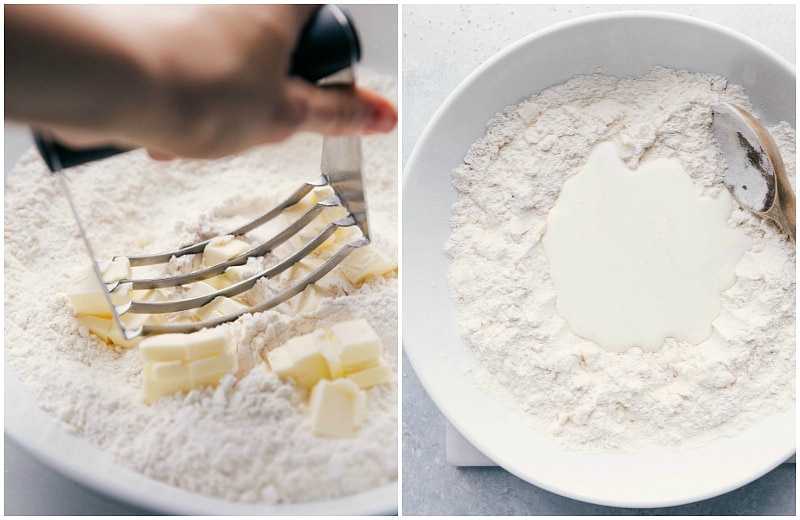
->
[338, 246, 396, 284]
[100, 257, 131, 284]
[346, 356, 392, 389]
[267, 330, 332, 389]
[309, 378, 367, 438]
[67, 266, 132, 317]
[139, 333, 189, 362]
[77, 313, 143, 348]
[76, 314, 115, 342]
[206, 264, 251, 290]
[328, 319, 382, 371]
[189, 349, 236, 388]
[142, 363, 192, 402]
[194, 296, 247, 322]
[184, 281, 218, 299]
[139, 328, 234, 401]
[76, 288, 167, 348]
[202, 235, 250, 267]
[139, 328, 227, 362]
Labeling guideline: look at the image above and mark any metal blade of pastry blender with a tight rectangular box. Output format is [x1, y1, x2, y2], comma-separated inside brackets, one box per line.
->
[48, 149, 128, 333]
[319, 68, 370, 241]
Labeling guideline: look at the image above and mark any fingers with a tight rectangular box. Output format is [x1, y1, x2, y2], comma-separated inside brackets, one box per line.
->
[285, 79, 398, 137]
[146, 149, 176, 161]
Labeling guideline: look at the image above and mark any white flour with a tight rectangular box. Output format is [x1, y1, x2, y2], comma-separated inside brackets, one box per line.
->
[445, 67, 796, 452]
[5, 71, 398, 503]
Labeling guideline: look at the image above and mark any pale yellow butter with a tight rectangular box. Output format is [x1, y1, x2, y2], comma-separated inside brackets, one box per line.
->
[267, 318, 390, 392]
[100, 257, 131, 284]
[142, 364, 191, 402]
[338, 246, 396, 284]
[183, 281, 218, 299]
[77, 307, 162, 349]
[185, 328, 229, 360]
[67, 267, 132, 317]
[267, 330, 331, 389]
[195, 296, 247, 322]
[265, 344, 293, 373]
[283, 259, 327, 313]
[286, 284, 325, 314]
[203, 235, 250, 267]
[140, 328, 235, 401]
[206, 264, 251, 290]
[328, 318, 382, 370]
[309, 378, 367, 438]
[76, 314, 115, 342]
[139, 333, 188, 362]
[189, 349, 236, 381]
[139, 328, 227, 362]
[310, 186, 336, 204]
[151, 359, 189, 380]
[346, 356, 392, 389]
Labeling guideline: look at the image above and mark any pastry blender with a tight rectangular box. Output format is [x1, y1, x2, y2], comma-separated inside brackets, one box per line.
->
[34, 5, 371, 339]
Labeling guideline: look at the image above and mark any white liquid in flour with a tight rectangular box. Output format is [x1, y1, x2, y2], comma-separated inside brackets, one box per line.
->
[542, 141, 751, 352]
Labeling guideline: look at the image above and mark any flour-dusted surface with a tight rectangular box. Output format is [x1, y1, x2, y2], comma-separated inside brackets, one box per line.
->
[444, 67, 796, 452]
[5, 72, 397, 504]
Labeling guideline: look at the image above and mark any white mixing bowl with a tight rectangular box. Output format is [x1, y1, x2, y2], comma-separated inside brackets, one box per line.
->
[403, 11, 795, 508]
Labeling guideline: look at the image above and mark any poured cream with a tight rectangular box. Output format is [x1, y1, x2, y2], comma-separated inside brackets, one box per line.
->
[542, 142, 751, 352]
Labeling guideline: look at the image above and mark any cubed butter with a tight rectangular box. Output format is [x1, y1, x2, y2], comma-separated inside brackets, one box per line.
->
[100, 257, 131, 284]
[322, 342, 344, 379]
[206, 265, 250, 290]
[267, 330, 331, 389]
[142, 364, 192, 402]
[183, 281, 218, 299]
[106, 313, 147, 349]
[346, 356, 392, 389]
[151, 359, 190, 380]
[189, 349, 236, 381]
[266, 343, 293, 373]
[338, 246, 396, 284]
[309, 378, 367, 438]
[184, 327, 229, 361]
[281, 194, 314, 223]
[67, 266, 132, 317]
[328, 318, 382, 371]
[77, 311, 153, 348]
[77, 314, 114, 342]
[203, 235, 250, 267]
[310, 186, 335, 204]
[139, 333, 188, 362]
[286, 284, 325, 315]
[195, 296, 247, 322]
[139, 327, 227, 362]
[140, 328, 235, 401]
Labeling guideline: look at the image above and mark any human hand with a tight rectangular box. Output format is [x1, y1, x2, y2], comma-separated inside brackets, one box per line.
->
[6, 5, 398, 160]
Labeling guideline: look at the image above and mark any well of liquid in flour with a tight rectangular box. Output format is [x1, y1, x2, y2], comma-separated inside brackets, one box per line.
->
[542, 142, 751, 352]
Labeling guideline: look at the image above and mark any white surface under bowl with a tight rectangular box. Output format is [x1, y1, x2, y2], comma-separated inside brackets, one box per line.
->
[4, 4, 398, 515]
[402, 11, 795, 508]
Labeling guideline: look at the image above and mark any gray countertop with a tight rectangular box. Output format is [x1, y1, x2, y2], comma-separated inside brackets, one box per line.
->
[401, 4, 795, 516]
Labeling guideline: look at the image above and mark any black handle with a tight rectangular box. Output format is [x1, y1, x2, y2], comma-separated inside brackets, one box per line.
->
[35, 4, 360, 172]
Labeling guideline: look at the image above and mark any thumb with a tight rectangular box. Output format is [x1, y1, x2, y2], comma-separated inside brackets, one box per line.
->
[285, 80, 397, 136]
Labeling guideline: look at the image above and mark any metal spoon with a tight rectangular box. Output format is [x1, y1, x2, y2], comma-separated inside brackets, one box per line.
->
[711, 103, 795, 242]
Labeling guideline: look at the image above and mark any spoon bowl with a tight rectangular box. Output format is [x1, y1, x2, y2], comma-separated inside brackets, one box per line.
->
[712, 103, 796, 241]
